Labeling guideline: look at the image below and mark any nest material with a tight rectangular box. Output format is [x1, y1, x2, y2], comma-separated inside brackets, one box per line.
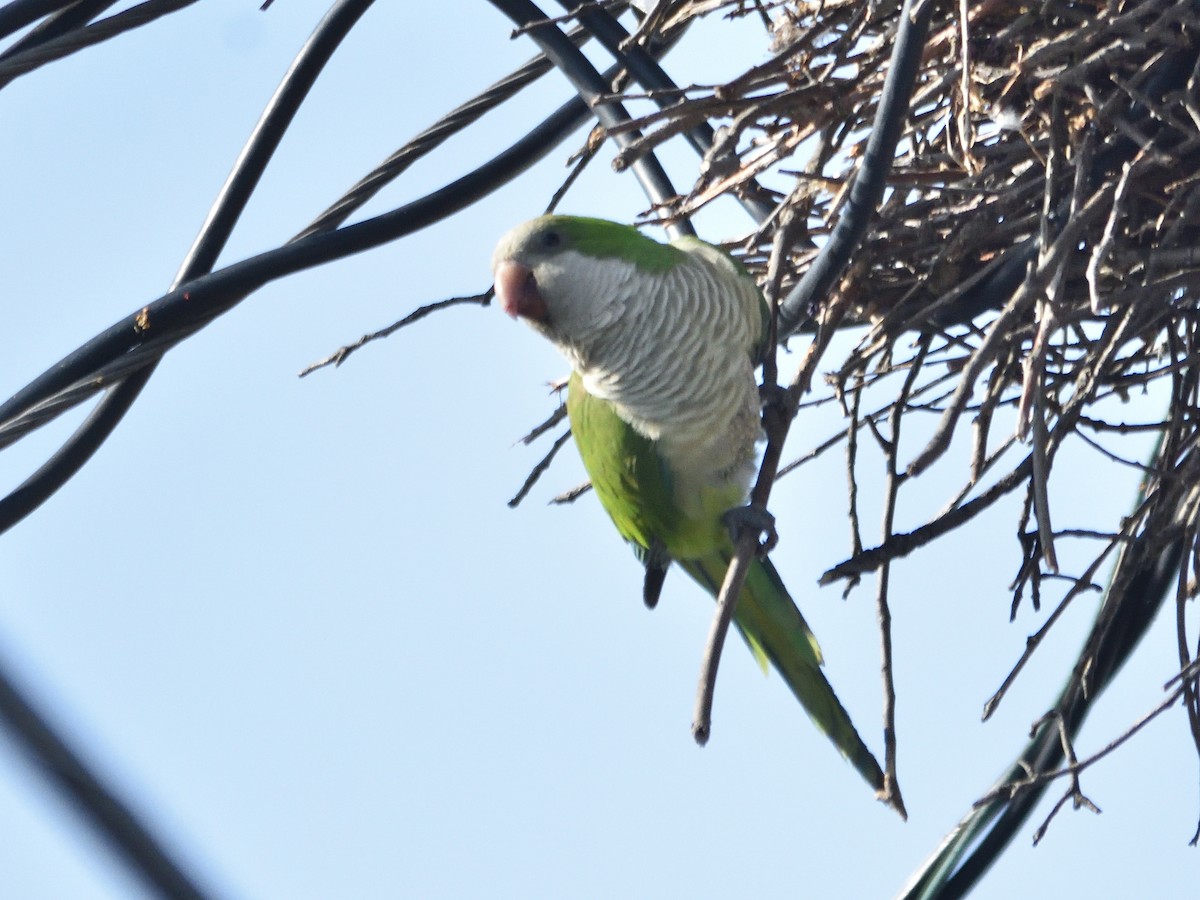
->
[569, 8, 1200, 811]
[636, 1, 1200, 318]
[609, 0, 1200, 594]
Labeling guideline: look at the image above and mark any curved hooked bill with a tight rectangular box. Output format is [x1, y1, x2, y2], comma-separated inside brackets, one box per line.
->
[494, 260, 549, 323]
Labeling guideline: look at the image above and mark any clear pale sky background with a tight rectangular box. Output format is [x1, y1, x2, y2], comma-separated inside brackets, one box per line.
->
[0, 3, 1195, 898]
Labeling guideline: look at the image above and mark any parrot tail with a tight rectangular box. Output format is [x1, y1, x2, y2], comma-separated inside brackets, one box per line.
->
[680, 553, 886, 794]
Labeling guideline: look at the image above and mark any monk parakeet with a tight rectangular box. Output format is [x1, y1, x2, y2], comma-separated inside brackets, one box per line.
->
[493, 214, 884, 793]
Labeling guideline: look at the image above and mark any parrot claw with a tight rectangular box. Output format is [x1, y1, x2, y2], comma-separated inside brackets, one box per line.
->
[722, 503, 778, 558]
[758, 382, 790, 413]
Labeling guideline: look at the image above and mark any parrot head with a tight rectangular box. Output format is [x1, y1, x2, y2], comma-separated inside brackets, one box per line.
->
[491, 215, 684, 348]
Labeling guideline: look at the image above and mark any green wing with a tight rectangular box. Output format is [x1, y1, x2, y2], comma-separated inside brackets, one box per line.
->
[568, 373, 884, 792]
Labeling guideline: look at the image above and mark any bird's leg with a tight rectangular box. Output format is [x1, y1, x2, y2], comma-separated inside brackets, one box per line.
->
[729, 381, 791, 558]
[758, 381, 791, 415]
[721, 504, 778, 558]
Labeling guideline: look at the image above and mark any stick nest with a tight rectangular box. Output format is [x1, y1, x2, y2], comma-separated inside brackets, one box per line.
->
[605, 0, 1200, 609]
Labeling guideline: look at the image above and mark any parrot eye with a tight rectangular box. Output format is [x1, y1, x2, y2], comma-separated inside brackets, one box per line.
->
[538, 229, 563, 250]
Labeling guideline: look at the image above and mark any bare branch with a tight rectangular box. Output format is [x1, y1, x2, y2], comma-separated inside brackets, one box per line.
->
[299, 292, 492, 377]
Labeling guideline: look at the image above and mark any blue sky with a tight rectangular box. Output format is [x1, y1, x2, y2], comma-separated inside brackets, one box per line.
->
[0, 3, 1196, 898]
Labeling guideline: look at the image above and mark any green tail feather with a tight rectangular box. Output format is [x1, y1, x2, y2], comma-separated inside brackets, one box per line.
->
[680, 552, 885, 793]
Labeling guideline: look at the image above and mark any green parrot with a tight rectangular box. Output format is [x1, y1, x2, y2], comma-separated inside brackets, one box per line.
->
[493, 214, 884, 794]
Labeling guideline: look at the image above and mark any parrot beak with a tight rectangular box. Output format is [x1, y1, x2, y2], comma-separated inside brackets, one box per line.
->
[493, 260, 549, 323]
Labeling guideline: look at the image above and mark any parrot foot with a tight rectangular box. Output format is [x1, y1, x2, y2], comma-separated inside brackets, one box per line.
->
[722, 503, 778, 557]
[758, 382, 790, 414]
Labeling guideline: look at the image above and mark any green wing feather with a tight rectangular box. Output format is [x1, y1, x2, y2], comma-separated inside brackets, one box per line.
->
[568, 372, 884, 792]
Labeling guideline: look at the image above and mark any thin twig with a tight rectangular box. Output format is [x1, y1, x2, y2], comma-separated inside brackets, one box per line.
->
[1030, 391, 1060, 573]
[870, 335, 928, 818]
[907, 182, 1118, 476]
[975, 658, 1200, 811]
[983, 492, 1157, 719]
[516, 403, 568, 446]
[508, 429, 573, 508]
[298, 291, 491, 377]
[821, 455, 1034, 585]
[549, 480, 592, 504]
[1031, 713, 1101, 845]
[691, 214, 796, 743]
[692, 526, 760, 744]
